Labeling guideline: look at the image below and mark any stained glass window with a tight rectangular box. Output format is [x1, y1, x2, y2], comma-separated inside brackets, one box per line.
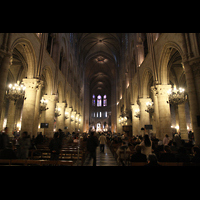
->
[92, 95, 95, 106]
[103, 95, 107, 107]
[97, 95, 102, 107]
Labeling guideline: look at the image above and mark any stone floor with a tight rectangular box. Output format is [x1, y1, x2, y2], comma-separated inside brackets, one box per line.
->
[83, 144, 118, 166]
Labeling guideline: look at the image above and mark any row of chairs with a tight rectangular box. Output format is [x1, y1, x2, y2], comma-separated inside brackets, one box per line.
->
[0, 159, 73, 166]
[131, 162, 200, 166]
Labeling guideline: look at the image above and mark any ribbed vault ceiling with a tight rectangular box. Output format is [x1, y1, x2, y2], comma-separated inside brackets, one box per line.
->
[77, 33, 121, 95]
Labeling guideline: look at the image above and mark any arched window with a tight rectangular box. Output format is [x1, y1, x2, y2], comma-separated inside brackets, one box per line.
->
[103, 95, 107, 107]
[92, 95, 95, 106]
[97, 95, 102, 107]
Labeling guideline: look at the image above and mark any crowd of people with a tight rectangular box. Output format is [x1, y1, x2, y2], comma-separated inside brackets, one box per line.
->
[0, 126, 199, 166]
[109, 129, 199, 166]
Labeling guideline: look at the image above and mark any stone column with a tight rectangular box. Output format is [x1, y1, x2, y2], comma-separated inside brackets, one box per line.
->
[178, 103, 188, 140]
[6, 100, 16, 137]
[71, 111, 76, 133]
[21, 78, 39, 137]
[0, 54, 12, 118]
[56, 102, 66, 131]
[75, 113, 79, 131]
[0, 101, 6, 130]
[131, 104, 140, 136]
[65, 107, 72, 133]
[43, 94, 57, 138]
[156, 85, 171, 140]
[32, 80, 43, 137]
[151, 86, 161, 139]
[138, 98, 151, 132]
[184, 59, 200, 145]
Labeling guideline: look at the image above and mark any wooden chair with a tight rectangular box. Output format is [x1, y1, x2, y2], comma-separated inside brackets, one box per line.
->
[0, 159, 11, 166]
[41, 160, 58, 166]
[10, 159, 27, 166]
[159, 162, 183, 166]
[26, 160, 42, 166]
[58, 160, 73, 166]
[131, 162, 147, 166]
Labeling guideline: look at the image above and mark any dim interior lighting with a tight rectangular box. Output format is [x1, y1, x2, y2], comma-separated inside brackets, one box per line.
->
[134, 109, 140, 118]
[6, 80, 26, 104]
[55, 107, 61, 117]
[65, 112, 69, 119]
[40, 97, 48, 111]
[167, 85, 187, 105]
[145, 102, 154, 114]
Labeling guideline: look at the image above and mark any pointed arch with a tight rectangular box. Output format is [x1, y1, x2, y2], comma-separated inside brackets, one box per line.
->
[41, 65, 54, 95]
[158, 42, 184, 85]
[141, 67, 154, 98]
[10, 37, 37, 79]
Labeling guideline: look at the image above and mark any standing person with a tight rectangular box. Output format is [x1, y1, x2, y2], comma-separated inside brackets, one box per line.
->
[86, 131, 99, 166]
[18, 131, 31, 159]
[99, 133, 107, 153]
[140, 134, 152, 158]
[49, 132, 62, 160]
[0, 127, 9, 149]
[163, 134, 170, 145]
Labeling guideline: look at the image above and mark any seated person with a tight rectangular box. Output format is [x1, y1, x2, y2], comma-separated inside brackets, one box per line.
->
[191, 146, 200, 163]
[116, 141, 130, 165]
[131, 145, 147, 162]
[145, 153, 161, 166]
[170, 142, 178, 152]
[159, 145, 176, 162]
[175, 147, 190, 162]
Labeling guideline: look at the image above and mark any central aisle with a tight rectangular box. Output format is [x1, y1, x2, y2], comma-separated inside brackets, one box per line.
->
[84, 144, 118, 166]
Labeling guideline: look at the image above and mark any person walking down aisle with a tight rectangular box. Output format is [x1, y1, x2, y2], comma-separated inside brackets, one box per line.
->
[18, 131, 31, 159]
[86, 132, 99, 166]
[49, 132, 62, 160]
[99, 133, 107, 153]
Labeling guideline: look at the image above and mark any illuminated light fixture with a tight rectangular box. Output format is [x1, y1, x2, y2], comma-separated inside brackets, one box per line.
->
[134, 109, 140, 118]
[65, 112, 69, 119]
[40, 97, 48, 111]
[167, 85, 187, 105]
[71, 115, 74, 121]
[55, 107, 61, 117]
[145, 102, 154, 114]
[6, 80, 26, 104]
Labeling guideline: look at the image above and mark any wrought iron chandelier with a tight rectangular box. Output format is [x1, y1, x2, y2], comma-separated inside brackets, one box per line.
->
[55, 107, 61, 117]
[5, 81, 26, 104]
[167, 85, 187, 105]
[145, 102, 154, 114]
[134, 109, 140, 118]
[40, 97, 49, 111]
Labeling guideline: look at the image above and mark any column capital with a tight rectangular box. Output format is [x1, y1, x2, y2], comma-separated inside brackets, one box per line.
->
[43, 94, 57, 102]
[154, 84, 171, 96]
[138, 97, 152, 105]
[56, 102, 66, 109]
[22, 78, 43, 91]
[131, 104, 140, 112]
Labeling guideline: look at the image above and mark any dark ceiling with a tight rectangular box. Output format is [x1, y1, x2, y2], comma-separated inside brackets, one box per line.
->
[77, 33, 121, 96]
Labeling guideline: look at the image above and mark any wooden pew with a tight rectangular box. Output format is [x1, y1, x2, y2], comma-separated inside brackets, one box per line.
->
[0, 159, 11, 166]
[131, 162, 147, 166]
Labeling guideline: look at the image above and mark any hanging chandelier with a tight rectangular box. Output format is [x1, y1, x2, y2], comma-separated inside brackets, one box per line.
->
[40, 97, 49, 111]
[134, 109, 140, 118]
[5, 81, 26, 104]
[145, 102, 154, 114]
[167, 85, 187, 105]
[55, 107, 61, 117]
